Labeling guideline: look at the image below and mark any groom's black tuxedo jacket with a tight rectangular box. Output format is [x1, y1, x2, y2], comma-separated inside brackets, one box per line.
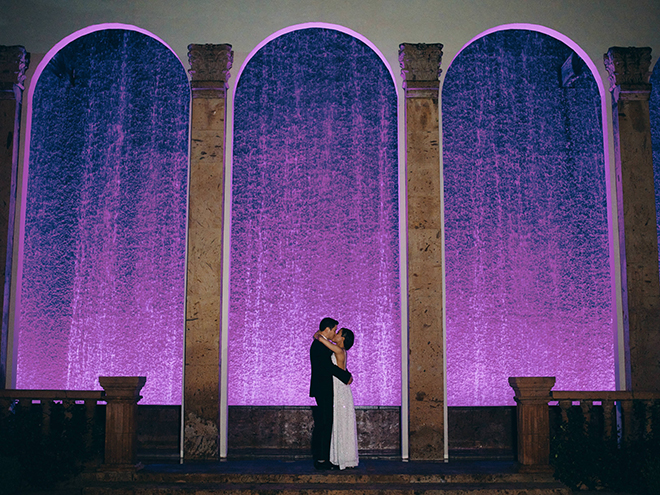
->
[309, 339, 352, 400]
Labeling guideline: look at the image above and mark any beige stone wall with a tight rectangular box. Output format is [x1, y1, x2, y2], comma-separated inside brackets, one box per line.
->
[183, 44, 233, 460]
[2, 1, 659, 93]
[400, 43, 446, 460]
[605, 47, 660, 391]
[0, 46, 27, 389]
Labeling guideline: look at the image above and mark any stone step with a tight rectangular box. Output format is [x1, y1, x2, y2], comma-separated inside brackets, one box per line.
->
[82, 481, 569, 495]
[88, 471, 565, 485]
[79, 460, 570, 495]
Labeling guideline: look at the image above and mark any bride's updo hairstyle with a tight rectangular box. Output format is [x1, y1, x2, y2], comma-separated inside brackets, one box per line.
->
[340, 328, 355, 350]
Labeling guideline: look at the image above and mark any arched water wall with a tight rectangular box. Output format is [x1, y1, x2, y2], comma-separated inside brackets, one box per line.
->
[442, 27, 615, 406]
[15, 25, 190, 405]
[650, 63, 660, 277]
[228, 26, 401, 406]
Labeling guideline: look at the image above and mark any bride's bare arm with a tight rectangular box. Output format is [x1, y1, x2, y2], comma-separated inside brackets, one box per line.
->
[314, 332, 349, 373]
[315, 334, 342, 354]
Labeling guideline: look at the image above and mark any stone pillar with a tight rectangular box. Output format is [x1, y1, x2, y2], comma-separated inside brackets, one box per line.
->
[604, 47, 660, 391]
[99, 376, 146, 470]
[0, 46, 28, 389]
[508, 376, 555, 473]
[399, 43, 445, 460]
[183, 43, 233, 460]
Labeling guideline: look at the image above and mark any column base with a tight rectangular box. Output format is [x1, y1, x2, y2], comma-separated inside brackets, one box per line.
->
[516, 462, 555, 474]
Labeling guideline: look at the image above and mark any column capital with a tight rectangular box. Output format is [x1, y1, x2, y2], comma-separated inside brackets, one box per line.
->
[603, 47, 652, 102]
[399, 43, 443, 97]
[188, 44, 233, 98]
[0, 45, 29, 101]
[508, 376, 555, 404]
[99, 376, 146, 401]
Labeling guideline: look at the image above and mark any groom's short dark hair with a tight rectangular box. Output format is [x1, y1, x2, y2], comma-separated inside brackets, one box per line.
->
[340, 328, 354, 351]
[319, 317, 338, 332]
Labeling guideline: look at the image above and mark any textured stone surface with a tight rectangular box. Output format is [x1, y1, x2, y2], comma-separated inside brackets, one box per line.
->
[137, 405, 181, 461]
[400, 43, 445, 460]
[448, 407, 516, 459]
[184, 43, 232, 460]
[509, 377, 555, 473]
[227, 406, 400, 457]
[80, 459, 570, 494]
[0, 45, 27, 389]
[99, 376, 147, 470]
[133, 405, 516, 461]
[604, 46, 660, 391]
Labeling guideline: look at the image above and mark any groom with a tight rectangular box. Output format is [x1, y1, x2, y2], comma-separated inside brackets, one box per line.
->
[309, 317, 352, 469]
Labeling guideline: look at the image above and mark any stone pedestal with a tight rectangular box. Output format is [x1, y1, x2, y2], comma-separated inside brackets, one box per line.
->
[0, 46, 28, 389]
[604, 47, 660, 391]
[183, 43, 233, 460]
[399, 43, 445, 460]
[508, 376, 555, 473]
[99, 376, 146, 470]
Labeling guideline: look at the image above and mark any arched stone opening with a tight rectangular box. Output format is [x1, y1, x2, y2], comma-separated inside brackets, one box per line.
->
[14, 24, 190, 405]
[442, 27, 615, 408]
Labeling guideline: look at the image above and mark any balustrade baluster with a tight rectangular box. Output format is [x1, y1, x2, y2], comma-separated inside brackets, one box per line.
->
[17, 397, 31, 415]
[580, 400, 592, 432]
[84, 399, 96, 450]
[603, 400, 614, 438]
[620, 399, 633, 441]
[41, 399, 51, 435]
[559, 400, 571, 423]
[643, 400, 653, 438]
[0, 398, 11, 419]
[63, 399, 74, 420]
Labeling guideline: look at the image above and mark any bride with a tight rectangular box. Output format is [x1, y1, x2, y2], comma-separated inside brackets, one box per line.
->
[313, 327, 359, 469]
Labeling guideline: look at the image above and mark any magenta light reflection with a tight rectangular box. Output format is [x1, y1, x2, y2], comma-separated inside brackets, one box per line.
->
[16, 26, 189, 405]
[229, 27, 401, 406]
[443, 28, 615, 406]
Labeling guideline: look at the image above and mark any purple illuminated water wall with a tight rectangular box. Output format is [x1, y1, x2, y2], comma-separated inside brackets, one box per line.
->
[443, 30, 614, 406]
[17, 29, 189, 404]
[230, 28, 400, 406]
[650, 65, 660, 274]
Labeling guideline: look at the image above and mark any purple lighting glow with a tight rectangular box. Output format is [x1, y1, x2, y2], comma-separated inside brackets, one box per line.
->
[16, 27, 189, 405]
[229, 27, 401, 406]
[650, 63, 660, 275]
[443, 29, 615, 406]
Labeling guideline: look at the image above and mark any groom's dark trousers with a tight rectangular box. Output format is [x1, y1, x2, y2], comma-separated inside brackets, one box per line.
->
[309, 339, 352, 462]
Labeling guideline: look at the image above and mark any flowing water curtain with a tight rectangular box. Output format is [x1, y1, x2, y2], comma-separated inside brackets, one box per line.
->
[230, 27, 400, 406]
[442, 30, 614, 406]
[17, 28, 190, 404]
[650, 64, 660, 278]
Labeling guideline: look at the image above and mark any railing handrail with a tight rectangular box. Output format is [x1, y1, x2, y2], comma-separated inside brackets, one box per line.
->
[0, 390, 105, 400]
[551, 391, 660, 401]
[1, 377, 145, 471]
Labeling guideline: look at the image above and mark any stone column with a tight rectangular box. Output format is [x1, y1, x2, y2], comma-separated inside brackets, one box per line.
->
[99, 376, 146, 470]
[0, 46, 28, 389]
[604, 47, 660, 391]
[509, 376, 555, 473]
[399, 43, 445, 460]
[184, 43, 233, 460]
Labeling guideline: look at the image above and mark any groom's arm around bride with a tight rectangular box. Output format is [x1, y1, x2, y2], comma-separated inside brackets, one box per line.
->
[309, 317, 352, 469]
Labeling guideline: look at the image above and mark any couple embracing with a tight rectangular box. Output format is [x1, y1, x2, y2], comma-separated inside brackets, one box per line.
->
[309, 317, 359, 470]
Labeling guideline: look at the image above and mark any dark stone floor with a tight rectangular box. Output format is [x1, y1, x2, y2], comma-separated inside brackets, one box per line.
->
[139, 458, 519, 475]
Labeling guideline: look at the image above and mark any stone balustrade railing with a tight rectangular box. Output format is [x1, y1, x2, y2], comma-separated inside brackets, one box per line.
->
[509, 377, 660, 473]
[551, 390, 660, 441]
[0, 376, 145, 471]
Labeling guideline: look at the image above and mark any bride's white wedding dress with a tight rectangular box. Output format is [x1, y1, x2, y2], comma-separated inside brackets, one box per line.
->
[330, 353, 359, 469]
